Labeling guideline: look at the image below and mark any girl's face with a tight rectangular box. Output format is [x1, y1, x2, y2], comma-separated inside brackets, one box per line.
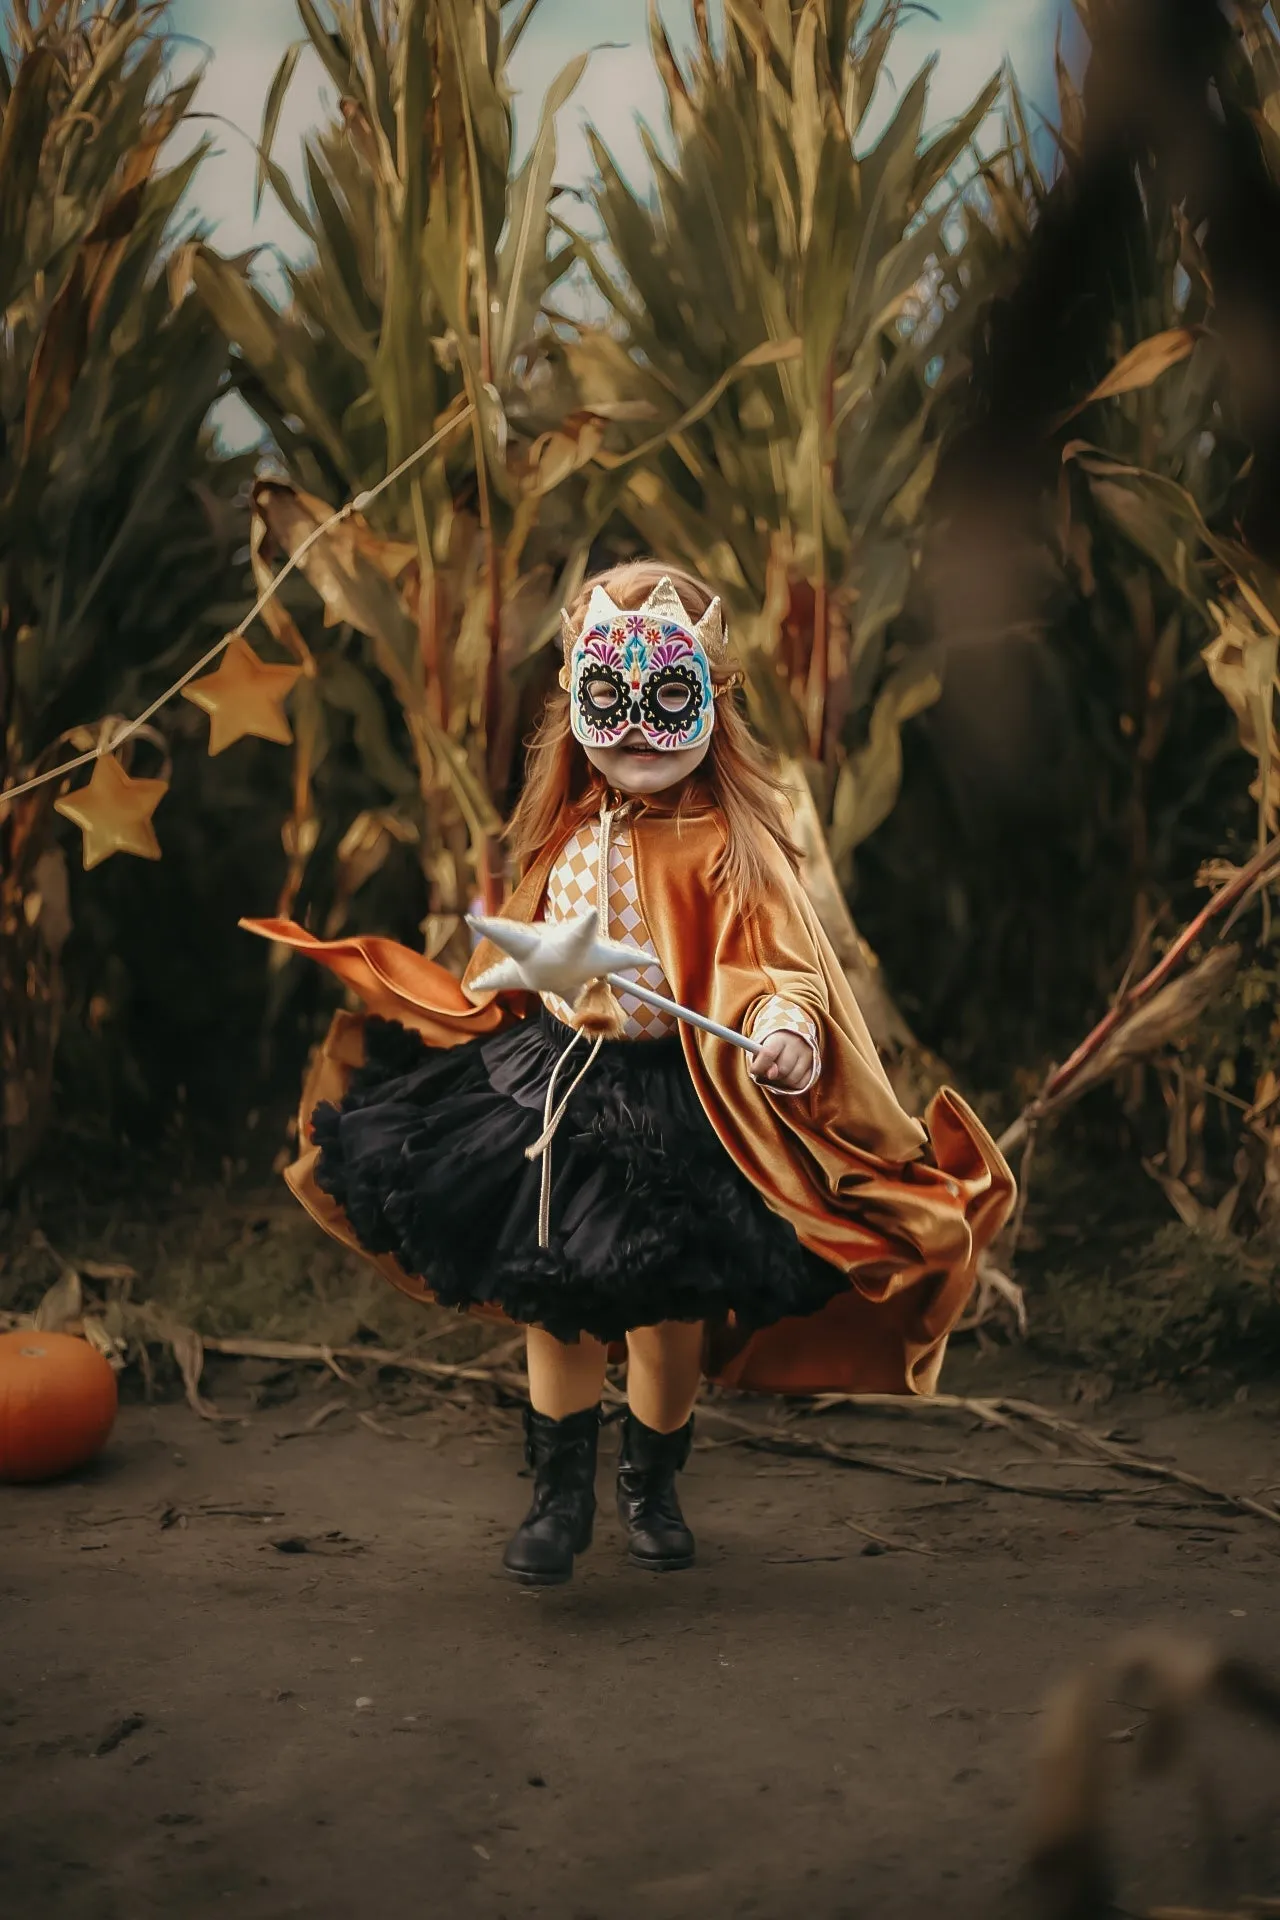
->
[581, 728, 712, 795]
[568, 600, 717, 794]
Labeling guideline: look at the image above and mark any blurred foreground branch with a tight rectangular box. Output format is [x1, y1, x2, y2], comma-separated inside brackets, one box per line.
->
[1028, 1630, 1280, 1920]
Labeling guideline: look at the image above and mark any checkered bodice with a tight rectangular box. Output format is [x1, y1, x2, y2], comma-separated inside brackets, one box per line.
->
[541, 812, 677, 1037]
[536, 805, 823, 1085]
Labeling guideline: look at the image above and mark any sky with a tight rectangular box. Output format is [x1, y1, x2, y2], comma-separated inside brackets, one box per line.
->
[168, 0, 1064, 258]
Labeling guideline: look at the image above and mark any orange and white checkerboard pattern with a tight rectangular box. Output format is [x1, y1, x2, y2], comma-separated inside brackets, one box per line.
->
[538, 812, 823, 1087]
[749, 994, 821, 1094]
[542, 817, 678, 1037]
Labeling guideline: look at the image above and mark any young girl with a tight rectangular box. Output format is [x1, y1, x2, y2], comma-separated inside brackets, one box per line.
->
[244, 563, 1014, 1586]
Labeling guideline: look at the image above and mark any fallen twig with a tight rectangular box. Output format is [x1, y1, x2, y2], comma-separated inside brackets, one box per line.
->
[697, 1401, 1280, 1527]
[809, 1389, 1043, 1442]
[12, 1286, 1275, 1534]
[1000, 1394, 1280, 1529]
[956, 1250, 1028, 1337]
[696, 1404, 1131, 1502]
[192, 1334, 532, 1398]
[798, 1392, 1280, 1529]
[275, 1398, 349, 1441]
[318, 1348, 358, 1386]
[356, 1410, 409, 1440]
[843, 1518, 936, 1556]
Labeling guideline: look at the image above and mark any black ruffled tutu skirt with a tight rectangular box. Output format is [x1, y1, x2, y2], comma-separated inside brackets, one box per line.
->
[310, 1010, 846, 1345]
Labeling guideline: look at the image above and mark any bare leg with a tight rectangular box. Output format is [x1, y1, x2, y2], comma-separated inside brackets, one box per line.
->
[525, 1326, 609, 1419]
[624, 1321, 704, 1432]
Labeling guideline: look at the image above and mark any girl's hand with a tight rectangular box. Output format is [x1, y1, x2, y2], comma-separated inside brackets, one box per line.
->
[749, 1030, 815, 1093]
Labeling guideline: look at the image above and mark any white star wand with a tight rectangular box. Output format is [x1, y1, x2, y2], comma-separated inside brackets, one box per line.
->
[466, 910, 760, 1248]
[466, 911, 761, 1054]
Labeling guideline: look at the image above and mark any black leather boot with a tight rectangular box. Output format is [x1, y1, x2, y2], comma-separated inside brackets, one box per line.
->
[616, 1411, 696, 1572]
[502, 1404, 600, 1586]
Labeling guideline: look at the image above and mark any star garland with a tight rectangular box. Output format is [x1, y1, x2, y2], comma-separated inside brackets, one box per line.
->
[54, 751, 167, 870]
[1, 408, 472, 870]
[182, 636, 302, 754]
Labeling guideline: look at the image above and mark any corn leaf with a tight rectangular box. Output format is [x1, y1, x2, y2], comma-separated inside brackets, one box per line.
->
[256, 39, 307, 217]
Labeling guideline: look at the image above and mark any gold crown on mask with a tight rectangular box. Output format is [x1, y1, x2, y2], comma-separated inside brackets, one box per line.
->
[559, 576, 729, 671]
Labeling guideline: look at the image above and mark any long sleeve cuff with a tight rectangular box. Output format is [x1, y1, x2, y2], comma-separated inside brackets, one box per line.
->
[748, 995, 822, 1095]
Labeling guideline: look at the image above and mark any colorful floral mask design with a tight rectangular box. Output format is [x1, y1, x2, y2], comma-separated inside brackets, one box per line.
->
[562, 578, 726, 754]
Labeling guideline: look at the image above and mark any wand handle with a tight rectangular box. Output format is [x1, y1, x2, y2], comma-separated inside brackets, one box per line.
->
[605, 974, 761, 1054]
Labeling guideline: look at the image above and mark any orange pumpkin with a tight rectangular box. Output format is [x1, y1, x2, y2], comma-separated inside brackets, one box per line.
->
[0, 1330, 119, 1484]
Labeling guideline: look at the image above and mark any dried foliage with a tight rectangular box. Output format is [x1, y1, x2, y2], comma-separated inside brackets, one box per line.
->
[11, 0, 1280, 1377]
[184, 0, 1025, 1101]
[194, 0, 604, 960]
[0, 1, 245, 1188]
[860, 21, 1255, 1087]
[572, 0, 1001, 871]
[825, 0, 1280, 1320]
[1014, 5, 1280, 1245]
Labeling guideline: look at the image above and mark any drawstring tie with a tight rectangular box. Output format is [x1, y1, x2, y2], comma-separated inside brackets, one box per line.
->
[523, 794, 623, 1248]
[523, 1028, 605, 1248]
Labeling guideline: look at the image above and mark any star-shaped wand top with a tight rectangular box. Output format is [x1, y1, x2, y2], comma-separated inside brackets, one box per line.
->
[466, 910, 651, 1000]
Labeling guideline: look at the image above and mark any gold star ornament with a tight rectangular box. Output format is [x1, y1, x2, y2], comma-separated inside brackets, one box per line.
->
[181, 635, 302, 754]
[55, 753, 167, 870]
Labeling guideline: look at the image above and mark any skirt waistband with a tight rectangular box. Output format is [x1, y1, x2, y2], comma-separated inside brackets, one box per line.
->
[537, 1003, 685, 1062]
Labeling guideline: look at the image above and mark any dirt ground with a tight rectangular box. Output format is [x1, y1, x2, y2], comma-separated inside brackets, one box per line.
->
[3, 1348, 1279, 1920]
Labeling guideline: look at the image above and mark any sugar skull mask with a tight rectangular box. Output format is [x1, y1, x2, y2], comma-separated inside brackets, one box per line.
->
[561, 577, 728, 754]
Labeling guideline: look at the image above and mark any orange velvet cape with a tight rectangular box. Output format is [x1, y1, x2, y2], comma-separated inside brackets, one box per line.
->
[242, 794, 1014, 1396]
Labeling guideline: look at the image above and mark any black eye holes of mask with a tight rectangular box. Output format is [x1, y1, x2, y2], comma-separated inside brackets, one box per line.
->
[577, 662, 704, 737]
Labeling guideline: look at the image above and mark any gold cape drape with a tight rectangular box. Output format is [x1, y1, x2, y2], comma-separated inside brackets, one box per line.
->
[242, 794, 1014, 1395]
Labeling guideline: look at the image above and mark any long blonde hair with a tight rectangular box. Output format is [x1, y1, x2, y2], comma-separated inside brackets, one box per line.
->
[508, 561, 801, 905]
